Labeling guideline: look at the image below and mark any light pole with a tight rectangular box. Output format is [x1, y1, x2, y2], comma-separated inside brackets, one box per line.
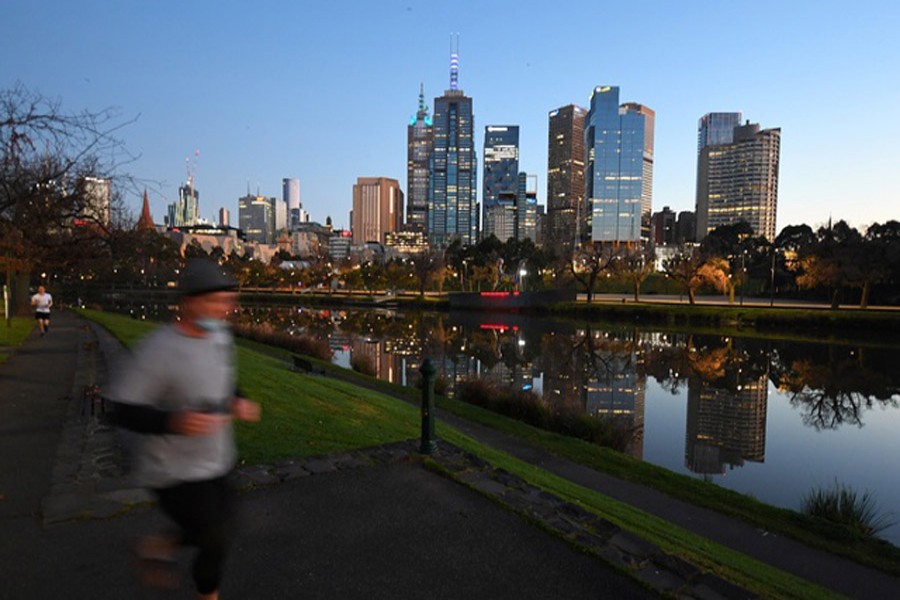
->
[770, 247, 778, 307]
[740, 250, 746, 306]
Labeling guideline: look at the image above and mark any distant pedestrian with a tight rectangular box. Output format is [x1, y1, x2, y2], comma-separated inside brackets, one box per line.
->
[107, 258, 261, 600]
[30, 285, 52, 335]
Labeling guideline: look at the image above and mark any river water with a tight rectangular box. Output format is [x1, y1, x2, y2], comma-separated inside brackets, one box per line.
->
[129, 301, 900, 544]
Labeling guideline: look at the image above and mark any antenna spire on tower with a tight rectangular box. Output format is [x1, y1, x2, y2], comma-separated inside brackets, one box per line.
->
[449, 33, 460, 90]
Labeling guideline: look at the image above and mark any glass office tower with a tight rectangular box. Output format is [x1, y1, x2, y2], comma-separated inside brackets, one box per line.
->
[482, 125, 519, 239]
[406, 84, 433, 232]
[429, 46, 477, 247]
[584, 86, 654, 243]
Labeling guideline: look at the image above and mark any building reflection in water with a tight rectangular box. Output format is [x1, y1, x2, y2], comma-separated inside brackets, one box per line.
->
[685, 373, 768, 476]
[680, 338, 769, 477]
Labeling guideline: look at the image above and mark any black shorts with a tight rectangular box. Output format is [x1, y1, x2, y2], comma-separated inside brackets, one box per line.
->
[34, 312, 50, 321]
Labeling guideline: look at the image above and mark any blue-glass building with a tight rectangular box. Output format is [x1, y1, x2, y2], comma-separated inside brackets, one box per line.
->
[584, 86, 655, 243]
[482, 125, 519, 239]
[429, 47, 478, 247]
[697, 112, 742, 152]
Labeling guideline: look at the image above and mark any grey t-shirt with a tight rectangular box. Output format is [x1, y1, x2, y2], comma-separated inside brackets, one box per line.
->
[107, 323, 237, 488]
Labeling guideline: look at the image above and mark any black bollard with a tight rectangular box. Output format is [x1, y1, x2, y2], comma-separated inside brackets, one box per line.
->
[419, 358, 438, 454]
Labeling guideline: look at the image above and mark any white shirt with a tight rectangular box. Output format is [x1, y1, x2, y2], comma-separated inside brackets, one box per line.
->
[31, 293, 52, 314]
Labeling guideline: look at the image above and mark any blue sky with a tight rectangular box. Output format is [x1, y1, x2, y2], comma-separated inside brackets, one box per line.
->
[3, 0, 898, 233]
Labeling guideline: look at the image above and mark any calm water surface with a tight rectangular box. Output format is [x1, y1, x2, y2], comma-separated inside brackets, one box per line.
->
[129, 302, 900, 544]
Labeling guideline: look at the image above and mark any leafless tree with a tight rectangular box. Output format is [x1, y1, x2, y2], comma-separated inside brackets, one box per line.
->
[0, 83, 138, 319]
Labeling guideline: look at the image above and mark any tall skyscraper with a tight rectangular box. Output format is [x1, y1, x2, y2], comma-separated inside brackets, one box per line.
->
[407, 84, 433, 232]
[482, 125, 519, 239]
[515, 172, 538, 242]
[351, 177, 403, 245]
[218, 207, 230, 227]
[166, 182, 200, 228]
[584, 86, 654, 244]
[239, 194, 275, 244]
[546, 105, 586, 254]
[429, 41, 477, 247]
[695, 118, 781, 241]
[283, 178, 304, 228]
[271, 196, 288, 234]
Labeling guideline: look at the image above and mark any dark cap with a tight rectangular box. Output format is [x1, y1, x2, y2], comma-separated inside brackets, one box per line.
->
[179, 258, 237, 297]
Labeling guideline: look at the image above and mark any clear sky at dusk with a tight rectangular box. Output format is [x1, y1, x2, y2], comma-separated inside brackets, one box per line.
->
[3, 0, 898, 234]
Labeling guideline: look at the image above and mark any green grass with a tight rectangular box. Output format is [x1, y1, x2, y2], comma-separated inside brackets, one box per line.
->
[0, 317, 35, 363]
[79, 308, 890, 597]
[79, 309, 419, 463]
[232, 349, 418, 463]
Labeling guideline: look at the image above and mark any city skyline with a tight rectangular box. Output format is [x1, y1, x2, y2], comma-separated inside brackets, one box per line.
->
[2, 1, 897, 235]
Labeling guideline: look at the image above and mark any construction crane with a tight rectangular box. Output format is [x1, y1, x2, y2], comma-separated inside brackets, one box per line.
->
[185, 148, 200, 197]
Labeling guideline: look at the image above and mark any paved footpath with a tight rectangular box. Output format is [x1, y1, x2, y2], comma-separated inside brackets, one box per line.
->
[3, 311, 899, 598]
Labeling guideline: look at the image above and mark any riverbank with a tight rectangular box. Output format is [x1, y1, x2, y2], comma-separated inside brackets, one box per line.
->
[239, 289, 900, 341]
[544, 299, 900, 340]
[81, 309, 900, 595]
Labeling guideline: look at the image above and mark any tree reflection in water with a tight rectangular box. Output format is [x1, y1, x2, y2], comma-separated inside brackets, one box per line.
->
[772, 345, 900, 430]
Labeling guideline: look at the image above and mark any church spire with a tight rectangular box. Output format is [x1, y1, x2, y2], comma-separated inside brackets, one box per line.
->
[135, 189, 155, 231]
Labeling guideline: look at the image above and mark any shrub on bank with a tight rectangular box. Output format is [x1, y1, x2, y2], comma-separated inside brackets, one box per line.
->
[802, 480, 895, 538]
[233, 323, 332, 361]
[457, 378, 639, 452]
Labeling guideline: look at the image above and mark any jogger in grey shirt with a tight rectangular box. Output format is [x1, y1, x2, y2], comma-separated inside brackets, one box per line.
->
[107, 259, 260, 600]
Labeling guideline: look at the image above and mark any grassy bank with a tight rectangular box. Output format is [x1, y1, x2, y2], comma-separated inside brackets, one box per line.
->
[0, 317, 35, 364]
[80, 309, 420, 462]
[80, 309, 873, 597]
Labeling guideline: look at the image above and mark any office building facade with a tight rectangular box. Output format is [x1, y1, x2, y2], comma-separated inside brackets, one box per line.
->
[79, 176, 111, 226]
[546, 105, 586, 254]
[167, 183, 200, 228]
[238, 194, 275, 244]
[429, 46, 477, 247]
[585, 86, 654, 244]
[516, 172, 537, 242]
[351, 177, 403, 245]
[482, 125, 519, 238]
[407, 85, 433, 232]
[695, 119, 781, 241]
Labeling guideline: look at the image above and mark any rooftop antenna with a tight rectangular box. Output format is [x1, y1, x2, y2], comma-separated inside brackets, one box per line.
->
[418, 82, 427, 115]
[449, 33, 460, 90]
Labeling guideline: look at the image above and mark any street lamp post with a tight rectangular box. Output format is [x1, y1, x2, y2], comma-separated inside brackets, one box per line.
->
[740, 250, 746, 306]
[770, 247, 778, 307]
